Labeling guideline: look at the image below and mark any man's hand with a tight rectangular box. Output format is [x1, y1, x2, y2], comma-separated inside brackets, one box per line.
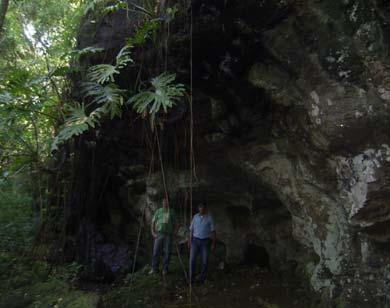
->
[152, 232, 157, 239]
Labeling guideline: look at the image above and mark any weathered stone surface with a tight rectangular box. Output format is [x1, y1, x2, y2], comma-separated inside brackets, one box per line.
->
[68, 0, 390, 306]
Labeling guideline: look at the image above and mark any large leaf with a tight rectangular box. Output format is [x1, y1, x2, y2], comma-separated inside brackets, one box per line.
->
[82, 82, 126, 105]
[87, 64, 119, 84]
[128, 72, 185, 115]
[51, 103, 104, 152]
[86, 45, 133, 84]
[115, 45, 133, 69]
[67, 46, 105, 59]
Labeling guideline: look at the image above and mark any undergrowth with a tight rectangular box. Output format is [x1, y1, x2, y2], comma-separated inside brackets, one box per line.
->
[0, 178, 96, 308]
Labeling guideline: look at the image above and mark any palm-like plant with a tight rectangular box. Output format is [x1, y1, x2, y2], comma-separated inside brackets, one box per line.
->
[52, 45, 133, 151]
[82, 82, 125, 105]
[87, 46, 133, 84]
[51, 103, 103, 151]
[68, 46, 104, 59]
[128, 72, 185, 115]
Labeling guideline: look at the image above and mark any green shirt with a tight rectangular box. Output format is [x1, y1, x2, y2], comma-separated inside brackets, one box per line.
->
[152, 208, 176, 234]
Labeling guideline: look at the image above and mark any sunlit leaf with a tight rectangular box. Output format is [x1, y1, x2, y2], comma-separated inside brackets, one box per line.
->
[128, 72, 185, 115]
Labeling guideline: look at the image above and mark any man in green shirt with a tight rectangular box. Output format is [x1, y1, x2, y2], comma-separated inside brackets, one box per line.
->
[150, 198, 177, 275]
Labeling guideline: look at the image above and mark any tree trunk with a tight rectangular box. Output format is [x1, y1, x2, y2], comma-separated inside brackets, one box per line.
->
[0, 0, 10, 38]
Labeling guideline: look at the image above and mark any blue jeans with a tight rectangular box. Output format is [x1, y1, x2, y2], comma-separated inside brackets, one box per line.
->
[189, 237, 210, 284]
[152, 233, 172, 272]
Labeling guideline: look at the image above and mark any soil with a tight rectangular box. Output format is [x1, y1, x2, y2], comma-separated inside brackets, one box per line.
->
[99, 256, 322, 308]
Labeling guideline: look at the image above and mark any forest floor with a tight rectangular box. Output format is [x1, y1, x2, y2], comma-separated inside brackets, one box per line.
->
[98, 255, 321, 308]
[0, 253, 321, 308]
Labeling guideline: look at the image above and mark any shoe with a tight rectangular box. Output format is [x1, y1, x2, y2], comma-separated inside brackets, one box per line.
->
[149, 269, 157, 275]
[162, 269, 168, 276]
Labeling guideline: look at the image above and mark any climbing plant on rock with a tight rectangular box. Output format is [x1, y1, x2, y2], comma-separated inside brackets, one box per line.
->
[51, 45, 132, 151]
[51, 1, 185, 150]
[128, 72, 185, 116]
[86, 46, 133, 84]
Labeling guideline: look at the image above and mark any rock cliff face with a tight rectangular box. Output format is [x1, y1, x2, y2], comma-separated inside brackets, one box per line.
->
[69, 0, 390, 306]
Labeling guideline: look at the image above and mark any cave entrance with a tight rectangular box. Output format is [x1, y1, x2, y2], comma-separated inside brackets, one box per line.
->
[170, 163, 304, 276]
[245, 243, 270, 268]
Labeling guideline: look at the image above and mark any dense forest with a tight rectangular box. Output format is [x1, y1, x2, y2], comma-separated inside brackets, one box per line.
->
[1, 0, 390, 307]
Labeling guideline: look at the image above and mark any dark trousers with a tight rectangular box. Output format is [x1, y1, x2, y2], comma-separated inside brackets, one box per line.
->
[152, 233, 172, 272]
[189, 237, 210, 284]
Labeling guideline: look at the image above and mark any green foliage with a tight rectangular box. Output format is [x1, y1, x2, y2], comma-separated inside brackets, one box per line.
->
[87, 46, 133, 84]
[166, 5, 179, 22]
[51, 104, 99, 151]
[68, 46, 104, 59]
[127, 18, 160, 46]
[83, 82, 126, 105]
[0, 0, 87, 174]
[87, 64, 119, 84]
[51, 7, 167, 150]
[0, 85, 55, 173]
[0, 92, 12, 104]
[0, 178, 96, 308]
[52, 44, 133, 151]
[84, 0, 107, 14]
[0, 179, 35, 255]
[103, 0, 127, 14]
[129, 72, 185, 115]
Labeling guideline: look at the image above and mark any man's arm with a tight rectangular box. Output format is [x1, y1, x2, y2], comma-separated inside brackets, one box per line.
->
[151, 210, 158, 238]
[151, 221, 157, 238]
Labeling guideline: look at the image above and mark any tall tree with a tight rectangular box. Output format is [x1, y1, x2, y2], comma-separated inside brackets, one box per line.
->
[0, 0, 9, 38]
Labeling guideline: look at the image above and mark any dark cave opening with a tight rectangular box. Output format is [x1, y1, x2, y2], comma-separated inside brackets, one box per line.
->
[245, 244, 270, 268]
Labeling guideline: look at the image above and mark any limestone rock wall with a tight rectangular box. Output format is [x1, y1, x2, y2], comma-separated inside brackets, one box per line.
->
[69, 0, 390, 306]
